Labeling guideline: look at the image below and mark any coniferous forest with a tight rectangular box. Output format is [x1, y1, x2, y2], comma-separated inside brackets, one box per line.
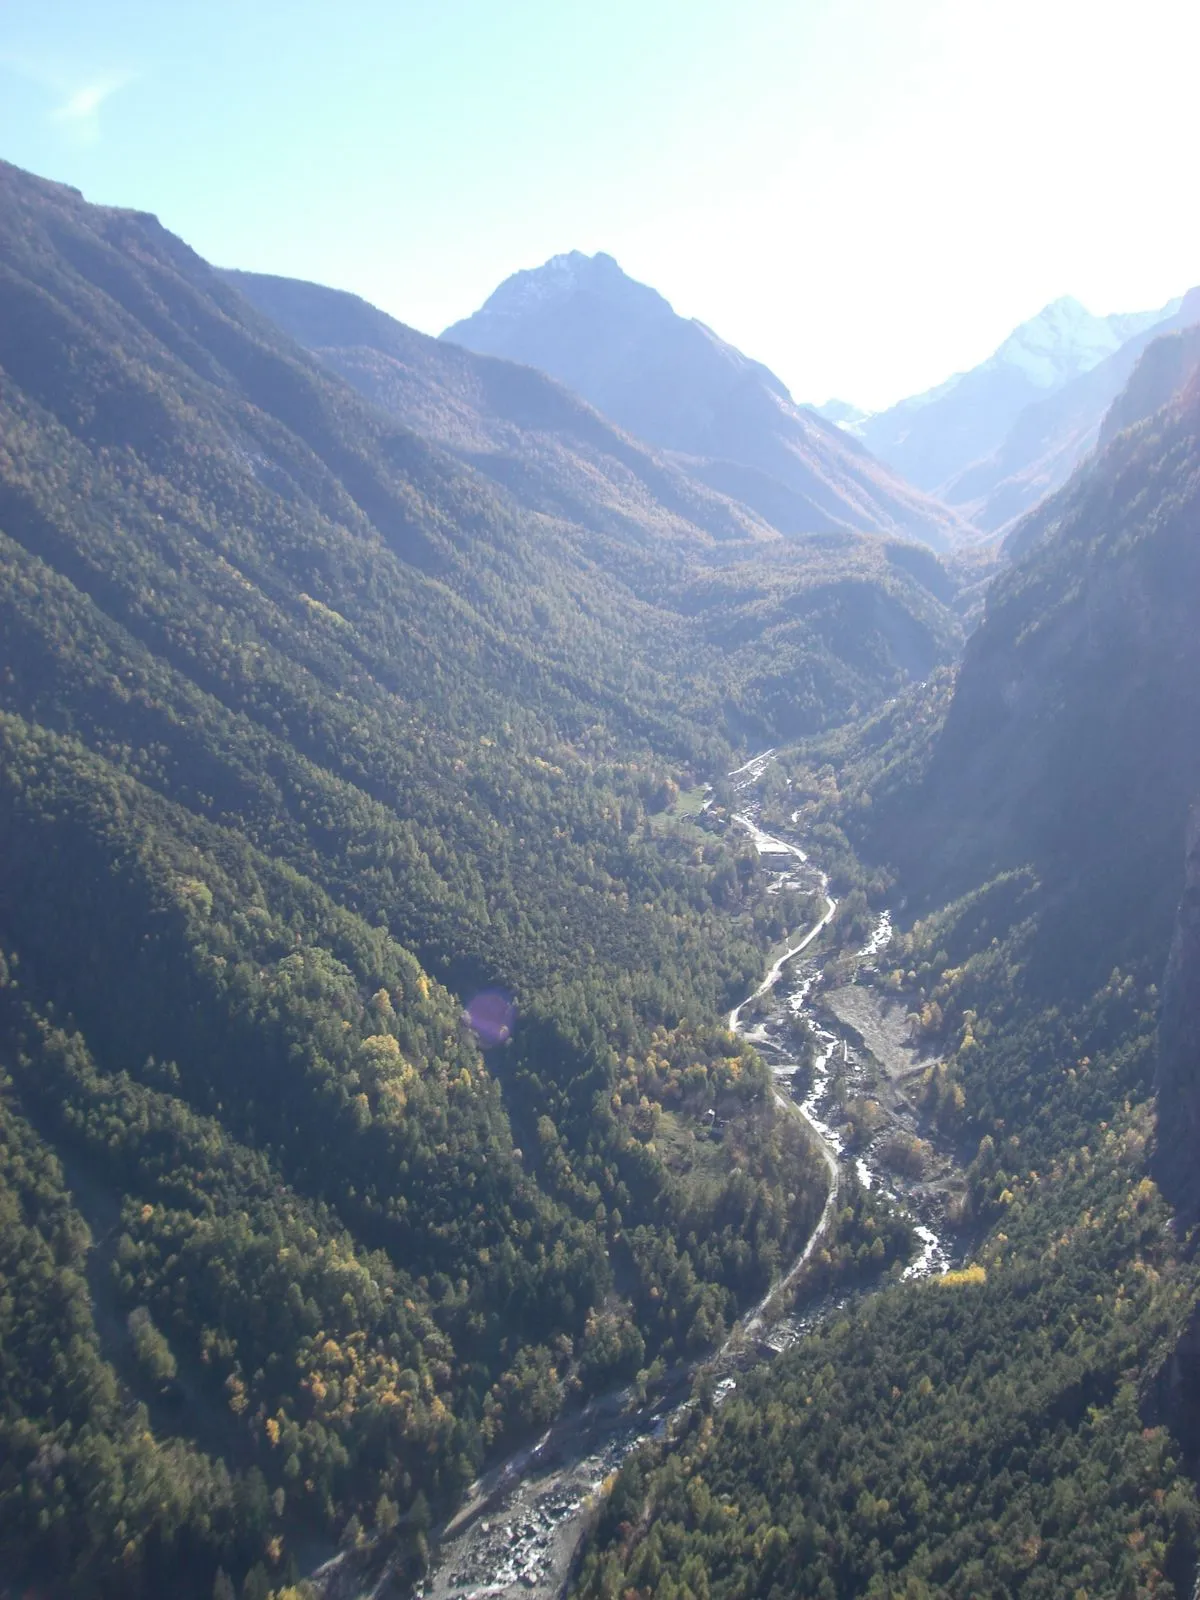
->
[1, 147, 1200, 1600]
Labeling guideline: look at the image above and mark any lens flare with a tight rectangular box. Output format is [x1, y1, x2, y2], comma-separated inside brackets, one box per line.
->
[463, 989, 516, 1047]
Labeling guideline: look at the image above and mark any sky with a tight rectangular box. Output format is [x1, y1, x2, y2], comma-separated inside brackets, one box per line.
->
[2, 0, 1199, 411]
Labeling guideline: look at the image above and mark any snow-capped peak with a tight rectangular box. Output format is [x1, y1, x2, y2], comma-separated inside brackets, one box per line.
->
[480, 250, 635, 316]
[989, 296, 1168, 389]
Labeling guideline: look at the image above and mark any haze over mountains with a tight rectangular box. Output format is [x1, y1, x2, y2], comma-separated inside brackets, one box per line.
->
[442, 251, 969, 551]
[440, 249, 1200, 550]
[847, 290, 1194, 533]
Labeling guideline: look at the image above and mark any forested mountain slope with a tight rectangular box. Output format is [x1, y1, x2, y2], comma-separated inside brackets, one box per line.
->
[574, 299, 1200, 1600]
[0, 160, 851, 1598]
[217, 267, 963, 739]
[1160, 809, 1200, 1218]
[442, 251, 970, 551]
[1097, 316, 1200, 451]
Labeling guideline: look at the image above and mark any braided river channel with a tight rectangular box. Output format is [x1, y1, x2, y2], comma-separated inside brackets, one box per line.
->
[323, 758, 962, 1600]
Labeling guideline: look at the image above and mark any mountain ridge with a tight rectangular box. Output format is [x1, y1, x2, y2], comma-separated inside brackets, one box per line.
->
[219, 266, 778, 551]
[443, 250, 971, 551]
[219, 264, 964, 744]
[873, 332, 1200, 998]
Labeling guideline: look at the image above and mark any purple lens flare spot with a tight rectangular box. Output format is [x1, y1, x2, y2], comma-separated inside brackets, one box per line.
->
[463, 989, 516, 1047]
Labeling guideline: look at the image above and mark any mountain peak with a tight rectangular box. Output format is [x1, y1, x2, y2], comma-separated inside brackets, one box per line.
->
[471, 249, 670, 323]
[534, 248, 621, 284]
[987, 294, 1182, 393]
[989, 296, 1120, 389]
[442, 256, 967, 550]
[1037, 293, 1091, 318]
[814, 398, 871, 430]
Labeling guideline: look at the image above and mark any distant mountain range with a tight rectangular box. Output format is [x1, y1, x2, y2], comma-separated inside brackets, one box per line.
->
[442, 251, 969, 552]
[223, 267, 963, 740]
[847, 292, 1196, 534]
[814, 398, 871, 429]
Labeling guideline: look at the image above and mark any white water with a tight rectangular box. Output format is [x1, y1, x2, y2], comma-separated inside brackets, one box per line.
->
[858, 910, 893, 961]
[903, 1224, 949, 1280]
[717, 796, 956, 1359]
[725, 799, 949, 1290]
[726, 814, 834, 1035]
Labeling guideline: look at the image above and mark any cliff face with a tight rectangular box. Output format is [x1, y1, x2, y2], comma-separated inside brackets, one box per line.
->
[1157, 808, 1200, 1218]
[870, 365, 1200, 997]
[1098, 321, 1200, 451]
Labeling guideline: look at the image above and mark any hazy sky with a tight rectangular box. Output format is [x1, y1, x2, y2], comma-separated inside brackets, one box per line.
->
[3, 0, 1198, 409]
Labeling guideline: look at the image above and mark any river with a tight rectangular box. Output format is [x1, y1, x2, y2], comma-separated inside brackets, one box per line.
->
[325, 763, 954, 1600]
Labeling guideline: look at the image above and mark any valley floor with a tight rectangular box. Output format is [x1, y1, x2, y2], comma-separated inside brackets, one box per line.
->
[366, 795, 967, 1600]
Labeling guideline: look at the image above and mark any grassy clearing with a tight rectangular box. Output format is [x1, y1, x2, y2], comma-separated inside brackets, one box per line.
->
[670, 786, 709, 818]
[652, 1108, 729, 1193]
